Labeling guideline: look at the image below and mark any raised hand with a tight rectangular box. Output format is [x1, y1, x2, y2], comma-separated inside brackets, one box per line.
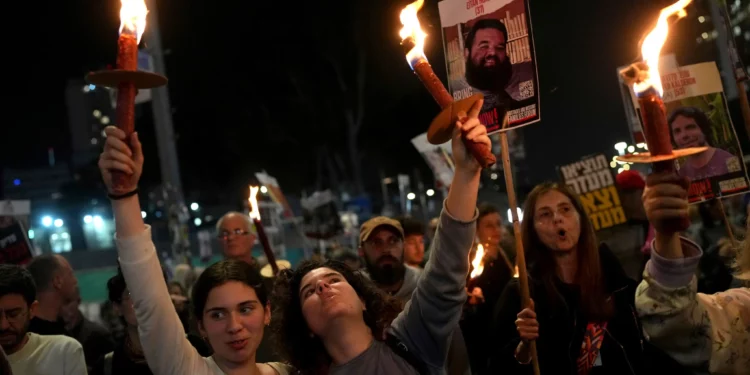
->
[98, 126, 143, 195]
[452, 98, 490, 174]
[642, 173, 689, 235]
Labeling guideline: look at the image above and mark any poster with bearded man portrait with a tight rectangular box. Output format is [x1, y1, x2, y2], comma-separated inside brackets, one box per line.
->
[438, 0, 540, 134]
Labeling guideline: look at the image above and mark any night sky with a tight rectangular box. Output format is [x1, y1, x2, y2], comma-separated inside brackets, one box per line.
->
[3, 0, 744, 207]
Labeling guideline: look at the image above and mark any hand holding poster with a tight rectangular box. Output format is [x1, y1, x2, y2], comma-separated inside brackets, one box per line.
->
[438, 0, 540, 134]
[559, 154, 627, 231]
[629, 62, 750, 202]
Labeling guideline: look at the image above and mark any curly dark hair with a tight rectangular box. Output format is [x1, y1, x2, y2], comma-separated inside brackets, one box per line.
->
[271, 259, 402, 374]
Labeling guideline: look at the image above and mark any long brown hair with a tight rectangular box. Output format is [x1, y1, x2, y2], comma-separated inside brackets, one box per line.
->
[521, 182, 614, 320]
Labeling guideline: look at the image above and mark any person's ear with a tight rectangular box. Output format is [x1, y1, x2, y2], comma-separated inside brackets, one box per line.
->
[52, 272, 64, 291]
[29, 300, 39, 317]
[197, 320, 207, 340]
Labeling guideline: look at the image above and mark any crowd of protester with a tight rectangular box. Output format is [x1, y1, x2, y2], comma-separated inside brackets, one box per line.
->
[2, 106, 749, 374]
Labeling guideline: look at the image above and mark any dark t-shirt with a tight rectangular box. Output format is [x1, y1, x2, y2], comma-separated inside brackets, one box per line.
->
[68, 316, 115, 370]
[28, 317, 67, 336]
[90, 342, 152, 375]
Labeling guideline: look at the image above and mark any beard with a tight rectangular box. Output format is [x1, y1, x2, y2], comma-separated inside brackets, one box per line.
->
[364, 254, 406, 286]
[0, 321, 29, 354]
[465, 54, 513, 92]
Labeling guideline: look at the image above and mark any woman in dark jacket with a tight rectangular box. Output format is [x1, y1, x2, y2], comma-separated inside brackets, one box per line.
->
[487, 182, 687, 375]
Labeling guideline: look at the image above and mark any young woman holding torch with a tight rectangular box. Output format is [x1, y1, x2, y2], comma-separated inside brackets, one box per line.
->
[486, 183, 687, 375]
[636, 173, 750, 374]
[270, 99, 488, 375]
[97, 126, 293, 375]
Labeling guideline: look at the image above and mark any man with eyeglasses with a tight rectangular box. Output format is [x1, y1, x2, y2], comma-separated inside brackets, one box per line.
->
[215, 211, 259, 267]
[0, 264, 86, 375]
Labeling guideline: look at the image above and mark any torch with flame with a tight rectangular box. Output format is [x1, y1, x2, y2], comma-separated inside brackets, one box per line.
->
[86, 0, 167, 190]
[617, 0, 703, 232]
[469, 244, 486, 279]
[399, 0, 496, 168]
[249, 186, 280, 276]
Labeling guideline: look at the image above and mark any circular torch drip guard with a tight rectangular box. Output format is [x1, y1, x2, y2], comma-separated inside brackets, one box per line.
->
[615, 147, 708, 163]
[86, 70, 168, 89]
[427, 93, 484, 145]
[260, 260, 291, 278]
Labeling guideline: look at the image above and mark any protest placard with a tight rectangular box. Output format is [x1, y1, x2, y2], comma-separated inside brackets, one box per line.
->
[627, 62, 750, 202]
[438, 0, 540, 134]
[559, 154, 627, 231]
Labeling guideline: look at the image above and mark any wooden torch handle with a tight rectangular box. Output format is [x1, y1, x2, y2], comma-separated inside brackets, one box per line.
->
[462, 134, 497, 168]
[112, 32, 139, 191]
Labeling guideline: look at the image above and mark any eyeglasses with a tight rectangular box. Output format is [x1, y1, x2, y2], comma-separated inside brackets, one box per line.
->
[0, 308, 29, 324]
[218, 229, 251, 240]
[535, 205, 576, 224]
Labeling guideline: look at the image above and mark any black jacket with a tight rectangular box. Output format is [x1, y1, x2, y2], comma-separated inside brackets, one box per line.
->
[486, 244, 688, 375]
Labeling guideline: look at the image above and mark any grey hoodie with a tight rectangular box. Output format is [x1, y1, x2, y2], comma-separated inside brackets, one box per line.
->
[331, 202, 477, 375]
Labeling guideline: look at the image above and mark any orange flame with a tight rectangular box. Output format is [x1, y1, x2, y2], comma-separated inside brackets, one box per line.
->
[634, 0, 692, 95]
[119, 0, 149, 44]
[399, 0, 427, 68]
[470, 244, 486, 279]
[513, 265, 519, 278]
[248, 186, 261, 221]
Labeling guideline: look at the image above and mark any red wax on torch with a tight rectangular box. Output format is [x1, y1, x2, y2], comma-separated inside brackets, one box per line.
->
[637, 89, 690, 232]
[399, 1, 495, 168]
[409, 52, 496, 168]
[113, 1, 142, 190]
[621, 0, 695, 233]
[637, 89, 674, 171]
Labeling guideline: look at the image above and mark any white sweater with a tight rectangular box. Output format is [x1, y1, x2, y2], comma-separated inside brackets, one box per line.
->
[8, 333, 87, 375]
[116, 226, 291, 375]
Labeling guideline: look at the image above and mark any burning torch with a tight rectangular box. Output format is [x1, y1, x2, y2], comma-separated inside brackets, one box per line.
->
[399, 0, 496, 168]
[467, 244, 486, 304]
[249, 186, 280, 276]
[617, 0, 705, 232]
[86, 0, 167, 191]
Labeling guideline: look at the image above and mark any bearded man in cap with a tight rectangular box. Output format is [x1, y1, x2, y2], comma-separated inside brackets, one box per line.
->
[358, 217, 422, 302]
[358, 216, 471, 375]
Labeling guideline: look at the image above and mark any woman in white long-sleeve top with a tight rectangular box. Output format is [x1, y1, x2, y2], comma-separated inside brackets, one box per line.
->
[97, 126, 293, 375]
[636, 173, 750, 374]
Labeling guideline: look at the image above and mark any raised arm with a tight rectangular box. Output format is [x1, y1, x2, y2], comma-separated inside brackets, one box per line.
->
[635, 173, 750, 373]
[390, 100, 486, 368]
[99, 126, 211, 374]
